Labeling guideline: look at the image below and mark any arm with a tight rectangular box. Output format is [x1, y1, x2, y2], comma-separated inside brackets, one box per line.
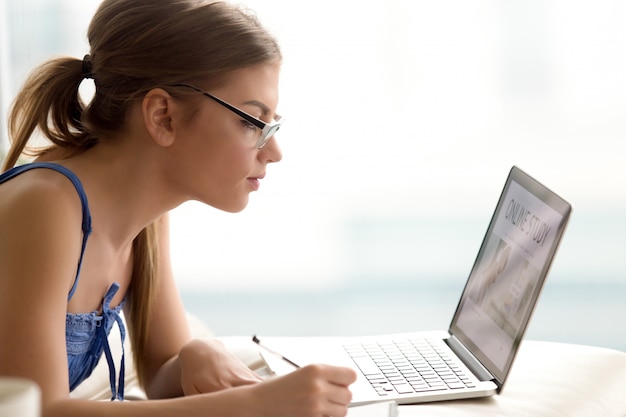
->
[45, 364, 356, 417]
[0, 186, 357, 417]
[114, 213, 358, 416]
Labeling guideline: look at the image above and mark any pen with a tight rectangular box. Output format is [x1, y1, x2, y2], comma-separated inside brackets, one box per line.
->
[252, 335, 301, 368]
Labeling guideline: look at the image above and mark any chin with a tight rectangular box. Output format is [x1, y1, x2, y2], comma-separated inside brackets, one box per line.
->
[201, 193, 250, 213]
[223, 206, 247, 214]
[216, 199, 250, 214]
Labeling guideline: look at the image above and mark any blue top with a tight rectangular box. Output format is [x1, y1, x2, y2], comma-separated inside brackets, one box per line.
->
[0, 162, 126, 401]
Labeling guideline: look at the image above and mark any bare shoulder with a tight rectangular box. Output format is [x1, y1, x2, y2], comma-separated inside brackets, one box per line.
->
[0, 167, 85, 236]
[0, 167, 86, 298]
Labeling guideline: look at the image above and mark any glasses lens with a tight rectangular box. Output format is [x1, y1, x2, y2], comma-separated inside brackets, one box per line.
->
[257, 123, 282, 149]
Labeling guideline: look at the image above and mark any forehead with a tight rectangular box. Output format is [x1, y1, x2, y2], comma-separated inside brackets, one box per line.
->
[212, 64, 281, 108]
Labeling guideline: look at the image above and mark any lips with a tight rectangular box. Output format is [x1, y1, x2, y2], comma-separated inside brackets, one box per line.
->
[247, 172, 265, 191]
[247, 177, 261, 191]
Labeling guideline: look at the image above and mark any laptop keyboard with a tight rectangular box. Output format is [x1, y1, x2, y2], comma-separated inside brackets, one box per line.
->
[343, 338, 477, 396]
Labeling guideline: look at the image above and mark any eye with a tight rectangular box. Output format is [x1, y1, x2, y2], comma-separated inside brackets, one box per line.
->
[240, 119, 258, 132]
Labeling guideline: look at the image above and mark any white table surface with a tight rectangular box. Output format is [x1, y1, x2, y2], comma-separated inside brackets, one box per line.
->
[394, 340, 626, 417]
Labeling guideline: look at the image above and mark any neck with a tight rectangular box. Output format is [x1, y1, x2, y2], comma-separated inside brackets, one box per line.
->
[58, 136, 186, 248]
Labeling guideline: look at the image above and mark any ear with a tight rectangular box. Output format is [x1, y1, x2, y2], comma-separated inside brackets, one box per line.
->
[142, 88, 177, 147]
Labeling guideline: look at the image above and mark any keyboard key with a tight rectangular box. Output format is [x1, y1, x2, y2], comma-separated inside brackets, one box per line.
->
[352, 356, 383, 376]
[344, 339, 478, 396]
[393, 383, 415, 394]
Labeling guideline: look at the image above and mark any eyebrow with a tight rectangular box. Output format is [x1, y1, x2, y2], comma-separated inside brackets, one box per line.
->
[243, 99, 281, 121]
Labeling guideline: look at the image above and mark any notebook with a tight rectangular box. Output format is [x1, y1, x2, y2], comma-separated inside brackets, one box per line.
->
[260, 166, 572, 406]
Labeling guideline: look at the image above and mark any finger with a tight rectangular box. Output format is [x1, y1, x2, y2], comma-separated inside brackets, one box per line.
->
[232, 367, 264, 385]
[234, 374, 263, 386]
[326, 366, 358, 387]
[181, 381, 202, 396]
[326, 385, 353, 407]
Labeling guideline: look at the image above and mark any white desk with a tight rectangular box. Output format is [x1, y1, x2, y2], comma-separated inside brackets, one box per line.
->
[394, 341, 626, 417]
[218, 336, 626, 417]
[73, 314, 626, 416]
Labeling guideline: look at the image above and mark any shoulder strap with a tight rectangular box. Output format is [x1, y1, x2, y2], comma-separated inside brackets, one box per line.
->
[0, 162, 92, 301]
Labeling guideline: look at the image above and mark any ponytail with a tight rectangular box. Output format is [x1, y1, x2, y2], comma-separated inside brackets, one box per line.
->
[3, 57, 96, 171]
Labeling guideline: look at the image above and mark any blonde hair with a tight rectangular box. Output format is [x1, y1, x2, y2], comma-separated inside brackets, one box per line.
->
[4, 0, 281, 388]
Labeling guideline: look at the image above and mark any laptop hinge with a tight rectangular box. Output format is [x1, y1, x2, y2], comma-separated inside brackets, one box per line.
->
[446, 335, 495, 382]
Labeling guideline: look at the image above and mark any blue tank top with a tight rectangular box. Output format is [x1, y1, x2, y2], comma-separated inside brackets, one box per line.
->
[0, 162, 126, 401]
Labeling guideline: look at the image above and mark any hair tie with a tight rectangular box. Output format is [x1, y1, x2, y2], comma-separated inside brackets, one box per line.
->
[82, 54, 94, 79]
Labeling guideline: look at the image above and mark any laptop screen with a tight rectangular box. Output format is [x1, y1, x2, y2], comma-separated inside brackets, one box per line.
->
[449, 166, 571, 387]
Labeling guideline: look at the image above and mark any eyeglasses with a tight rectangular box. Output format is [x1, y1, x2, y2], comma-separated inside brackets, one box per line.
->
[170, 83, 283, 149]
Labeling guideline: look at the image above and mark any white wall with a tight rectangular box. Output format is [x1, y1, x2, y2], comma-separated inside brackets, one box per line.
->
[3, 0, 625, 293]
[169, 0, 626, 290]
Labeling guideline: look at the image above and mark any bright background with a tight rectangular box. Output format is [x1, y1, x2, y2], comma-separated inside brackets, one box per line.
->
[1, 0, 625, 350]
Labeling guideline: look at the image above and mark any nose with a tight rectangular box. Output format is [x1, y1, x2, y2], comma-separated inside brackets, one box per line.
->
[260, 135, 283, 163]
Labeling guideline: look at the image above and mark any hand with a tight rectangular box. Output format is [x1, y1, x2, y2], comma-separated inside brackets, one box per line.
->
[252, 364, 357, 417]
[178, 338, 262, 395]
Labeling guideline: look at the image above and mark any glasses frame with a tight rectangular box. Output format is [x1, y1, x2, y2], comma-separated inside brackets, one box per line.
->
[170, 83, 282, 149]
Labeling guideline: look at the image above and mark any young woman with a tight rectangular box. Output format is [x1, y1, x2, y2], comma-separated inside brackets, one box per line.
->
[0, 1, 356, 416]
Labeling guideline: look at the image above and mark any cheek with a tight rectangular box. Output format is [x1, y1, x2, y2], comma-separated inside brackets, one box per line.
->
[197, 138, 255, 190]
[184, 119, 240, 173]
[173, 113, 256, 207]
[200, 147, 256, 211]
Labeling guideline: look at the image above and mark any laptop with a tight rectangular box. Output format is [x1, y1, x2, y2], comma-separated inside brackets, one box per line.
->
[258, 166, 572, 406]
